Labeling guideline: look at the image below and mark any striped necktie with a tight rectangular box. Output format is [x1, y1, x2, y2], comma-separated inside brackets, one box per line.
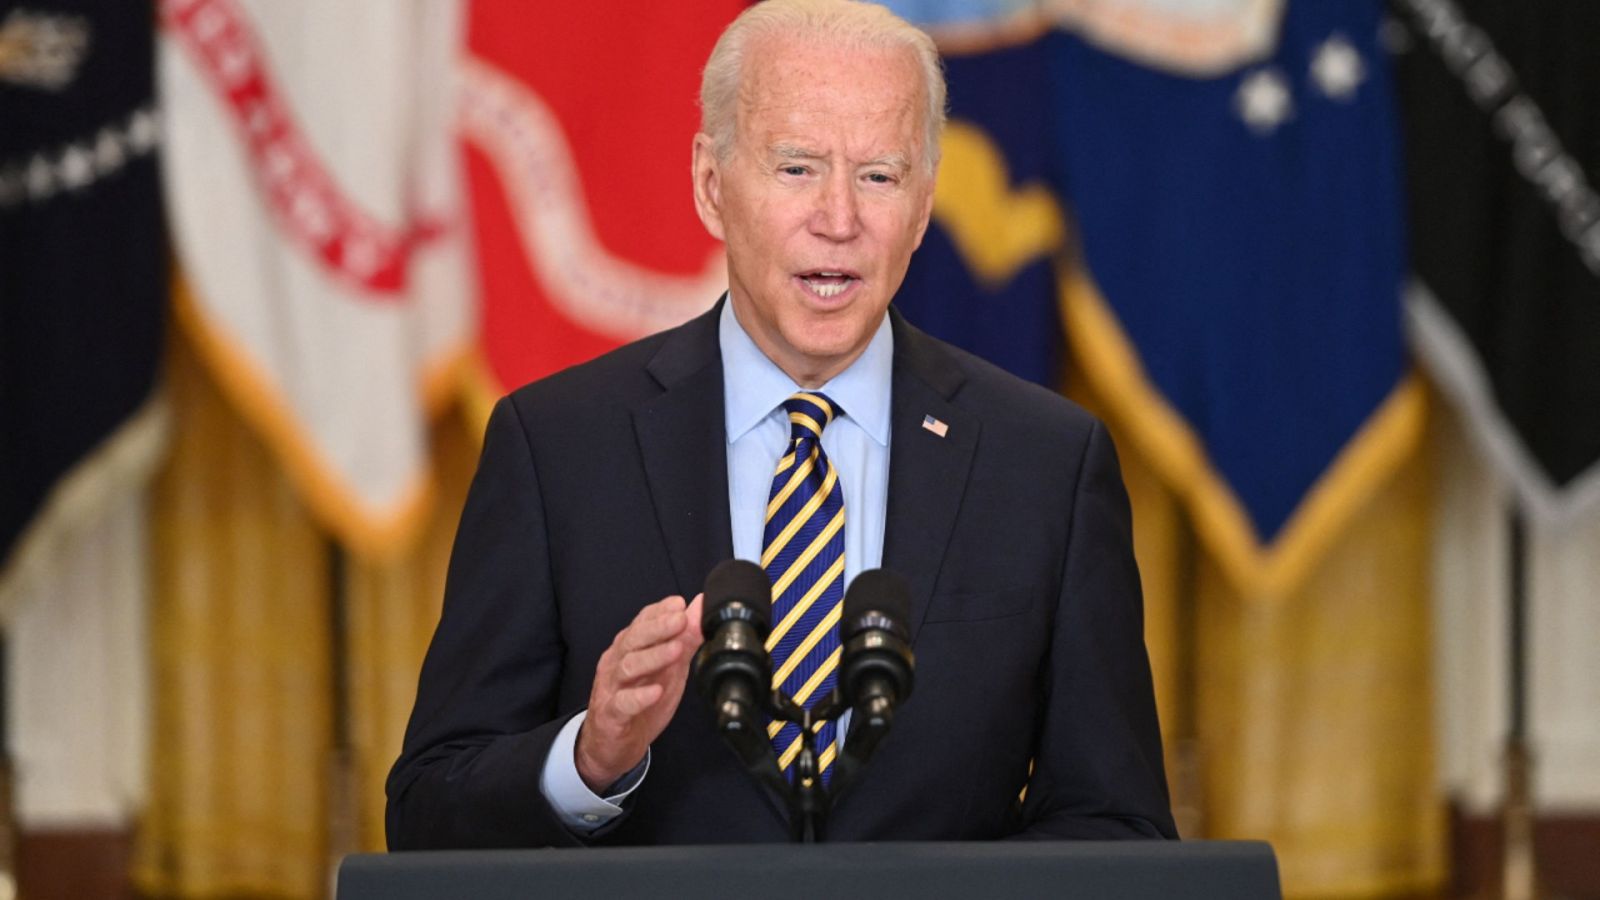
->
[761, 391, 845, 784]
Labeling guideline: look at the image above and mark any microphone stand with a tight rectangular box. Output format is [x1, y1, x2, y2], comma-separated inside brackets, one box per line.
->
[714, 686, 889, 844]
[768, 689, 849, 843]
[697, 566, 912, 843]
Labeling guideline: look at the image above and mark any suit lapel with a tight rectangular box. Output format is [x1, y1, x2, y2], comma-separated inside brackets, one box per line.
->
[633, 304, 734, 599]
[636, 302, 794, 826]
[881, 310, 978, 645]
[832, 311, 979, 837]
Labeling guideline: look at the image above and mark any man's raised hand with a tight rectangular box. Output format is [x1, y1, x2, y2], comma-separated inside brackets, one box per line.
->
[574, 593, 704, 793]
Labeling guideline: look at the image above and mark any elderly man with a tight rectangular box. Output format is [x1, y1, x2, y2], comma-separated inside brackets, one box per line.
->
[387, 0, 1175, 847]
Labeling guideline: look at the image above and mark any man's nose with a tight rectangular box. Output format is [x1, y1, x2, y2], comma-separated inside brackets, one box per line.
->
[808, 171, 860, 241]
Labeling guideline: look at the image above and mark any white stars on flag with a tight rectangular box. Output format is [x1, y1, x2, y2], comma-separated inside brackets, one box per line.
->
[0, 105, 160, 209]
[1311, 33, 1366, 101]
[1235, 67, 1292, 135]
[1234, 31, 1370, 137]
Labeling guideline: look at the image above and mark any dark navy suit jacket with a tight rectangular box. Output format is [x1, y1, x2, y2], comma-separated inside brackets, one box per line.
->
[386, 302, 1176, 848]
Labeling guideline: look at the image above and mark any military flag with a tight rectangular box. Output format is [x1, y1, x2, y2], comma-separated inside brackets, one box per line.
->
[1048, 0, 1423, 594]
[1394, 0, 1600, 521]
[158, 0, 472, 556]
[883, 1, 1066, 387]
[459, 1, 742, 407]
[1, 0, 167, 608]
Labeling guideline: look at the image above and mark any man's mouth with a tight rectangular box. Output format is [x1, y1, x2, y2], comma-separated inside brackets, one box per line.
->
[797, 270, 859, 299]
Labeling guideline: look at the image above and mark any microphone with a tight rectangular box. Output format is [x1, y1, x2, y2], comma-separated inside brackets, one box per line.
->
[838, 569, 915, 763]
[692, 560, 775, 768]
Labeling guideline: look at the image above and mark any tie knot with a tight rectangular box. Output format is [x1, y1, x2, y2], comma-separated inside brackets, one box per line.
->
[782, 392, 838, 442]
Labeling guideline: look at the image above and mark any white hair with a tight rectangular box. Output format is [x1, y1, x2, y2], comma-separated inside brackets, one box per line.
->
[699, 0, 947, 172]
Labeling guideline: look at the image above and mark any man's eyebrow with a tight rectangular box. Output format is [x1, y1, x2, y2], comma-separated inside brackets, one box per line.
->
[770, 145, 913, 172]
[771, 143, 824, 160]
[863, 154, 912, 172]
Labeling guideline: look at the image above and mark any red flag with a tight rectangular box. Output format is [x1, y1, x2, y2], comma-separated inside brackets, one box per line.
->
[460, 2, 744, 399]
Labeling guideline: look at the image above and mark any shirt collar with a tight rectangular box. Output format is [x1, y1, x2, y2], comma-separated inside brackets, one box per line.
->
[720, 296, 893, 447]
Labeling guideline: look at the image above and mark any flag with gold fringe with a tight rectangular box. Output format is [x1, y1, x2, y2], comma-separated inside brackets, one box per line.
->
[1047, 0, 1423, 596]
[157, 0, 472, 557]
[1, 0, 167, 610]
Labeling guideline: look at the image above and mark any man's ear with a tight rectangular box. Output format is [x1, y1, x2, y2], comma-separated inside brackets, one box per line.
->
[691, 133, 725, 241]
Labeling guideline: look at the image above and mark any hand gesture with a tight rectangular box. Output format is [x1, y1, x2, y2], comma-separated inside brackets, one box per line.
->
[574, 593, 704, 792]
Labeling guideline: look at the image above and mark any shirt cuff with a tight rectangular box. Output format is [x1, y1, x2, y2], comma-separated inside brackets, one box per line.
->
[539, 710, 650, 833]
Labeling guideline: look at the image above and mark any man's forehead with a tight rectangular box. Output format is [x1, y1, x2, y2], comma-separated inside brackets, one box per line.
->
[735, 34, 923, 111]
[733, 37, 926, 153]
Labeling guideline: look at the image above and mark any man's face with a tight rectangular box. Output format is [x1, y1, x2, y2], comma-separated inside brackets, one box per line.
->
[693, 37, 936, 387]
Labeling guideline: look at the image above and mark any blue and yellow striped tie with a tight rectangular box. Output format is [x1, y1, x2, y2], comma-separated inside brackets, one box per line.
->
[762, 392, 845, 784]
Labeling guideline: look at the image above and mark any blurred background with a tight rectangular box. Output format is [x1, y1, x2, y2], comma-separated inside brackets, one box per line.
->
[3, 0, 1597, 897]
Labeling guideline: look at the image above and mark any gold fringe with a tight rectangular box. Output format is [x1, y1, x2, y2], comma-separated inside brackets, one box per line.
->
[457, 348, 505, 441]
[1073, 356, 1446, 898]
[170, 273, 470, 561]
[1194, 437, 1447, 896]
[1061, 264, 1427, 598]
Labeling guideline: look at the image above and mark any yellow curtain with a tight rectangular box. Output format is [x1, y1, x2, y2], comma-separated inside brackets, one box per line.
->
[1079, 373, 1447, 897]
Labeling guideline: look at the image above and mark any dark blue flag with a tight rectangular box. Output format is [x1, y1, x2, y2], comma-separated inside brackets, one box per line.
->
[887, 5, 1065, 388]
[1, 1, 167, 597]
[1046, 0, 1421, 593]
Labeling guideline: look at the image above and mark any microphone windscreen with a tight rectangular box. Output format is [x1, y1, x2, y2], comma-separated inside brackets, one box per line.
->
[701, 559, 773, 632]
[842, 568, 911, 639]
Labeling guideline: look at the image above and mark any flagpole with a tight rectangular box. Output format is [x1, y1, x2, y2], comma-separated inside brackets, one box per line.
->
[0, 635, 17, 900]
[1501, 507, 1537, 900]
[326, 540, 360, 890]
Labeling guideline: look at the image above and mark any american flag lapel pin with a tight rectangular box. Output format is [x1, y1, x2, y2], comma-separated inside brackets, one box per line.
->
[921, 414, 949, 438]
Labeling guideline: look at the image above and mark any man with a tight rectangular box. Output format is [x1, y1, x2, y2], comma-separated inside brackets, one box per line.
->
[388, 0, 1175, 848]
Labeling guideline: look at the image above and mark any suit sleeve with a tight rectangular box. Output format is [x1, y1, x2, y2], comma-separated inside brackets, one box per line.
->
[385, 396, 593, 849]
[1011, 420, 1179, 840]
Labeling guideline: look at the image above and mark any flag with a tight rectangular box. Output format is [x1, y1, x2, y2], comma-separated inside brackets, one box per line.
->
[1, 0, 167, 609]
[1394, 0, 1600, 521]
[893, 30, 1067, 388]
[459, 1, 742, 407]
[1047, 0, 1423, 595]
[157, 0, 471, 556]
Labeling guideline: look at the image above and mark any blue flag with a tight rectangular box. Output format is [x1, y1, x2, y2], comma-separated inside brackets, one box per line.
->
[885, 0, 1422, 593]
[887, 5, 1065, 387]
[1047, 0, 1422, 593]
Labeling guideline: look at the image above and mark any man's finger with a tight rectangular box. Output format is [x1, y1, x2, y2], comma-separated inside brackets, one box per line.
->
[610, 682, 666, 718]
[618, 595, 688, 652]
[680, 594, 706, 646]
[615, 638, 684, 682]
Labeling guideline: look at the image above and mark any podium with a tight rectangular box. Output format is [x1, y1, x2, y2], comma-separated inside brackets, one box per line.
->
[339, 841, 1280, 899]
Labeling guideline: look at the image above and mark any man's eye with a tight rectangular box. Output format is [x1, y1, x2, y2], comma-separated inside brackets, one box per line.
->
[781, 165, 808, 176]
[865, 172, 895, 185]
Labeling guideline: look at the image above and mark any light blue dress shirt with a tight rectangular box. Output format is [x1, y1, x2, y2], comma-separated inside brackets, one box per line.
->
[539, 299, 895, 832]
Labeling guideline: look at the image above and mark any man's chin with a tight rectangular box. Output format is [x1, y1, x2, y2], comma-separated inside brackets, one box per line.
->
[781, 333, 871, 378]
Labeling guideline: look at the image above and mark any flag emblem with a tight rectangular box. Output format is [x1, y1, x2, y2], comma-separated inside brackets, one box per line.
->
[922, 415, 949, 438]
